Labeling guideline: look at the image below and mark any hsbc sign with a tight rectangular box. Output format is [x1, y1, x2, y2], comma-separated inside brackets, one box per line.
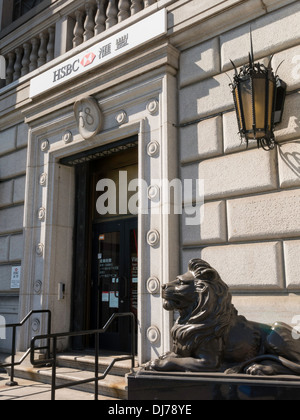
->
[30, 9, 166, 98]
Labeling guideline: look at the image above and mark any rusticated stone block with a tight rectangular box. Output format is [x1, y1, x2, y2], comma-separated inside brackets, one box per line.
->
[179, 37, 220, 88]
[181, 201, 226, 245]
[180, 116, 223, 162]
[228, 190, 300, 241]
[201, 242, 284, 290]
[284, 240, 300, 289]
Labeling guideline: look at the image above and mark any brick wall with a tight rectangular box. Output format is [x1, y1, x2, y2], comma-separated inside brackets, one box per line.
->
[179, 2, 300, 326]
[0, 123, 27, 351]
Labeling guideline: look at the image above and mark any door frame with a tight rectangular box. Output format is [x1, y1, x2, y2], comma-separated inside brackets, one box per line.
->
[71, 138, 139, 349]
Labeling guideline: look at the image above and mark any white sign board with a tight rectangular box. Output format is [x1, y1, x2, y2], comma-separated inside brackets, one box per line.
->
[11, 266, 21, 289]
[30, 9, 167, 98]
[0, 55, 5, 80]
[0, 315, 5, 340]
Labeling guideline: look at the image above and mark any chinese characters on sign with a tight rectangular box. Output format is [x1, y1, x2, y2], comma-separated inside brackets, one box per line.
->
[116, 34, 129, 50]
[99, 43, 112, 59]
[99, 34, 129, 60]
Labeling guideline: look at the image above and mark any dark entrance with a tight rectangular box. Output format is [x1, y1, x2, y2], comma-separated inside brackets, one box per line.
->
[91, 218, 138, 352]
[67, 137, 139, 352]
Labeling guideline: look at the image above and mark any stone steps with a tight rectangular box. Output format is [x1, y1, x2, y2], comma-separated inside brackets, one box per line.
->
[56, 352, 134, 377]
[2, 351, 137, 400]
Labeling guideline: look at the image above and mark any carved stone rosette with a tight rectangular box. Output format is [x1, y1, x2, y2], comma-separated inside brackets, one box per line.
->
[147, 326, 161, 344]
[147, 141, 160, 157]
[147, 277, 160, 295]
[147, 230, 160, 247]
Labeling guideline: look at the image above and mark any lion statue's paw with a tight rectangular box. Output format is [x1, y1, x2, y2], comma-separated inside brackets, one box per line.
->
[245, 363, 277, 376]
[143, 361, 154, 371]
[225, 361, 281, 376]
[144, 359, 164, 371]
[224, 366, 243, 375]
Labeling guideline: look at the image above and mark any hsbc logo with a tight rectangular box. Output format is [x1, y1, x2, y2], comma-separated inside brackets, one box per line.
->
[81, 52, 96, 67]
[52, 52, 96, 83]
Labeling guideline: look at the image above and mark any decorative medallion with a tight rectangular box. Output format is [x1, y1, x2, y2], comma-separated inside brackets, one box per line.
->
[63, 130, 73, 144]
[36, 243, 44, 257]
[147, 326, 161, 344]
[147, 277, 160, 295]
[74, 96, 103, 140]
[115, 110, 127, 125]
[31, 318, 41, 333]
[147, 185, 160, 201]
[40, 139, 49, 152]
[33, 280, 42, 295]
[39, 173, 47, 186]
[147, 141, 160, 158]
[37, 207, 46, 221]
[147, 230, 160, 247]
[147, 99, 159, 115]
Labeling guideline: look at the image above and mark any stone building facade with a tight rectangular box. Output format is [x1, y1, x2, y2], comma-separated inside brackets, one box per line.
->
[0, 0, 299, 364]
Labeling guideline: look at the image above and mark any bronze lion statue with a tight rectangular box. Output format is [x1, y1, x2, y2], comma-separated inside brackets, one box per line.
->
[146, 259, 300, 376]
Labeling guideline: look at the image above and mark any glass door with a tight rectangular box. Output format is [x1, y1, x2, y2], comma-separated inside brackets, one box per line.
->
[90, 218, 138, 352]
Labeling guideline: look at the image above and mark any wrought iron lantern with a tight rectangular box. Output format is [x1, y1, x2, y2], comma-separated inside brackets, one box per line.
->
[230, 36, 287, 151]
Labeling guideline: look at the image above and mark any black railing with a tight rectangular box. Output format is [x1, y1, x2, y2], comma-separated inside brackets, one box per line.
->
[0, 310, 52, 386]
[30, 312, 136, 401]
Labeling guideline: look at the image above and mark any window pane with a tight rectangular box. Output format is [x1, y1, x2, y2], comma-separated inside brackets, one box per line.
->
[13, 0, 44, 21]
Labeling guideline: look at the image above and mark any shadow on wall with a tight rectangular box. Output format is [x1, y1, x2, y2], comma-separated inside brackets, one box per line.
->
[277, 88, 300, 178]
[278, 140, 300, 180]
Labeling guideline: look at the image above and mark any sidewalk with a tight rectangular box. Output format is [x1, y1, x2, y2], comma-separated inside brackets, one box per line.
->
[0, 373, 114, 400]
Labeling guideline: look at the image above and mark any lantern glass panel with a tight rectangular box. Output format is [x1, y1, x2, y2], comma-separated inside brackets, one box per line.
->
[253, 77, 267, 139]
[268, 79, 275, 129]
[240, 78, 253, 135]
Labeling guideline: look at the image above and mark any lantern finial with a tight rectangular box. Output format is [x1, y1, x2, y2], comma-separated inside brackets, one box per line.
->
[249, 27, 254, 67]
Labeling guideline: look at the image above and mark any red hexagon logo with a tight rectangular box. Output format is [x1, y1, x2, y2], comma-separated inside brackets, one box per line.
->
[80, 52, 96, 67]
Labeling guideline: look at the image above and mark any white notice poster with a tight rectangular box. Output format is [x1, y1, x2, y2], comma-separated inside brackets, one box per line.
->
[109, 292, 119, 309]
[11, 266, 21, 289]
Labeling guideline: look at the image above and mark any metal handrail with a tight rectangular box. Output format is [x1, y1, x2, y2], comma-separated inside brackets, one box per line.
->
[30, 312, 136, 400]
[0, 309, 52, 386]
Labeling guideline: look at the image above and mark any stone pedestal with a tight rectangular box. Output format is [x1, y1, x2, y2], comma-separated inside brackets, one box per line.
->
[127, 369, 300, 400]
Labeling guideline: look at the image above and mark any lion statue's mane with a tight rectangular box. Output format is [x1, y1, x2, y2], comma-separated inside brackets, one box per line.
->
[171, 259, 237, 356]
